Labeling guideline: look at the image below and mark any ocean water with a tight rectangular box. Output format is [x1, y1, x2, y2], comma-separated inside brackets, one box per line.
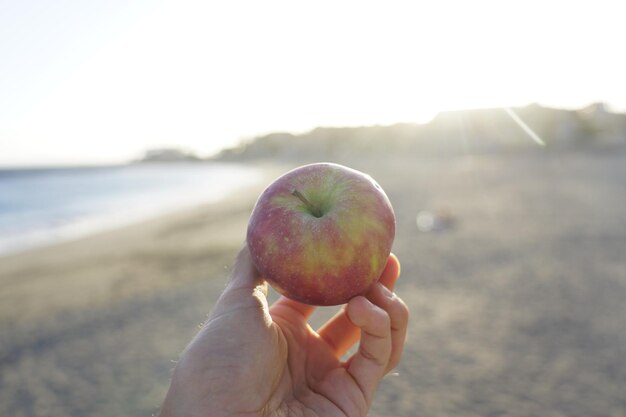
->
[0, 163, 260, 256]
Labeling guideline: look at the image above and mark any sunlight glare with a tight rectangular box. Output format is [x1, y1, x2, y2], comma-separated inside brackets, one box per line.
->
[503, 108, 546, 147]
[0, 0, 623, 165]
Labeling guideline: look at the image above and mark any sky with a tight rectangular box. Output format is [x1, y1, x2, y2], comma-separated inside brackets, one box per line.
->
[1, 0, 624, 166]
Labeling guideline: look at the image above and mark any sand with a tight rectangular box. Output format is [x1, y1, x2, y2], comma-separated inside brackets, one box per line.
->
[1, 153, 625, 417]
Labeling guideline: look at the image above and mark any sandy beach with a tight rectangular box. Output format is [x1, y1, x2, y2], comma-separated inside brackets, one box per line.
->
[1, 153, 625, 416]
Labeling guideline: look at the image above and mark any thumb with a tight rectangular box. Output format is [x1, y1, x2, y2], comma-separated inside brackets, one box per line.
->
[209, 245, 270, 320]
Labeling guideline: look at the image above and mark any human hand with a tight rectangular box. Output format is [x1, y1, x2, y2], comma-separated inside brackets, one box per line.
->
[158, 246, 408, 417]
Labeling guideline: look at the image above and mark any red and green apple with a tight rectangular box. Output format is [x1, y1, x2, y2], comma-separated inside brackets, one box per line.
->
[246, 162, 395, 306]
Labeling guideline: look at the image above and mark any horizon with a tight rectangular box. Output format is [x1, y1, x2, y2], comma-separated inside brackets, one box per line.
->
[0, 101, 624, 169]
[2, 0, 625, 167]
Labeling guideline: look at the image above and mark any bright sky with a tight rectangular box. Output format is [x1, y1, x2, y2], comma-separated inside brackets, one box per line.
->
[1, 0, 624, 166]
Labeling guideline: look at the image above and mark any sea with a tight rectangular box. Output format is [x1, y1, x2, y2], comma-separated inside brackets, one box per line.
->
[0, 163, 260, 256]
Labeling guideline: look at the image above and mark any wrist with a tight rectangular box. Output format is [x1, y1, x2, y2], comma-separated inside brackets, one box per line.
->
[157, 382, 248, 417]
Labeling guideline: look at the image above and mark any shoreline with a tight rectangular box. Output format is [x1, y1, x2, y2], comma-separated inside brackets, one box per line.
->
[0, 163, 282, 260]
[0, 188, 249, 260]
[0, 163, 286, 324]
[0, 161, 268, 258]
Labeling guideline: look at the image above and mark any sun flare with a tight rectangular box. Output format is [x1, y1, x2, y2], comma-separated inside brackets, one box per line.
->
[0, 0, 623, 165]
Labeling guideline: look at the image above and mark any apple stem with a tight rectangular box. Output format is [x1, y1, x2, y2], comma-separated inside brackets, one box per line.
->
[292, 189, 323, 218]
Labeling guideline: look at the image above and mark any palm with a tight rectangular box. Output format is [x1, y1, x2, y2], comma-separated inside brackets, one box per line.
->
[264, 303, 367, 416]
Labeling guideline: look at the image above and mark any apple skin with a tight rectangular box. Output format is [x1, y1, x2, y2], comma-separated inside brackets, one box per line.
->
[246, 162, 395, 306]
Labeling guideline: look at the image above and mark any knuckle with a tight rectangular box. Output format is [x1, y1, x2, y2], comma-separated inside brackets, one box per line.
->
[389, 297, 409, 326]
[374, 306, 391, 331]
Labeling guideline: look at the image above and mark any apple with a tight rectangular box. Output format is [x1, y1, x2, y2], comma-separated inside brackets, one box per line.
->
[246, 162, 395, 306]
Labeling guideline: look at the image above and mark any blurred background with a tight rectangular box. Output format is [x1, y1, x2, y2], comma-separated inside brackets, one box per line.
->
[1, 1, 625, 416]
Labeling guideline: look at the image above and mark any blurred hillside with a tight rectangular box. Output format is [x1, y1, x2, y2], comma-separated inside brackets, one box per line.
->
[134, 148, 201, 163]
[216, 104, 626, 162]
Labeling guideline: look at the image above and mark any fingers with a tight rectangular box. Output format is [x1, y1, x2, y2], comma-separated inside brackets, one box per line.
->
[344, 281, 409, 405]
[377, 253, 401, 290]
[345, 296, 391, 406]
[366, 282, 409, 373]
[317, 254, 400, 355]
